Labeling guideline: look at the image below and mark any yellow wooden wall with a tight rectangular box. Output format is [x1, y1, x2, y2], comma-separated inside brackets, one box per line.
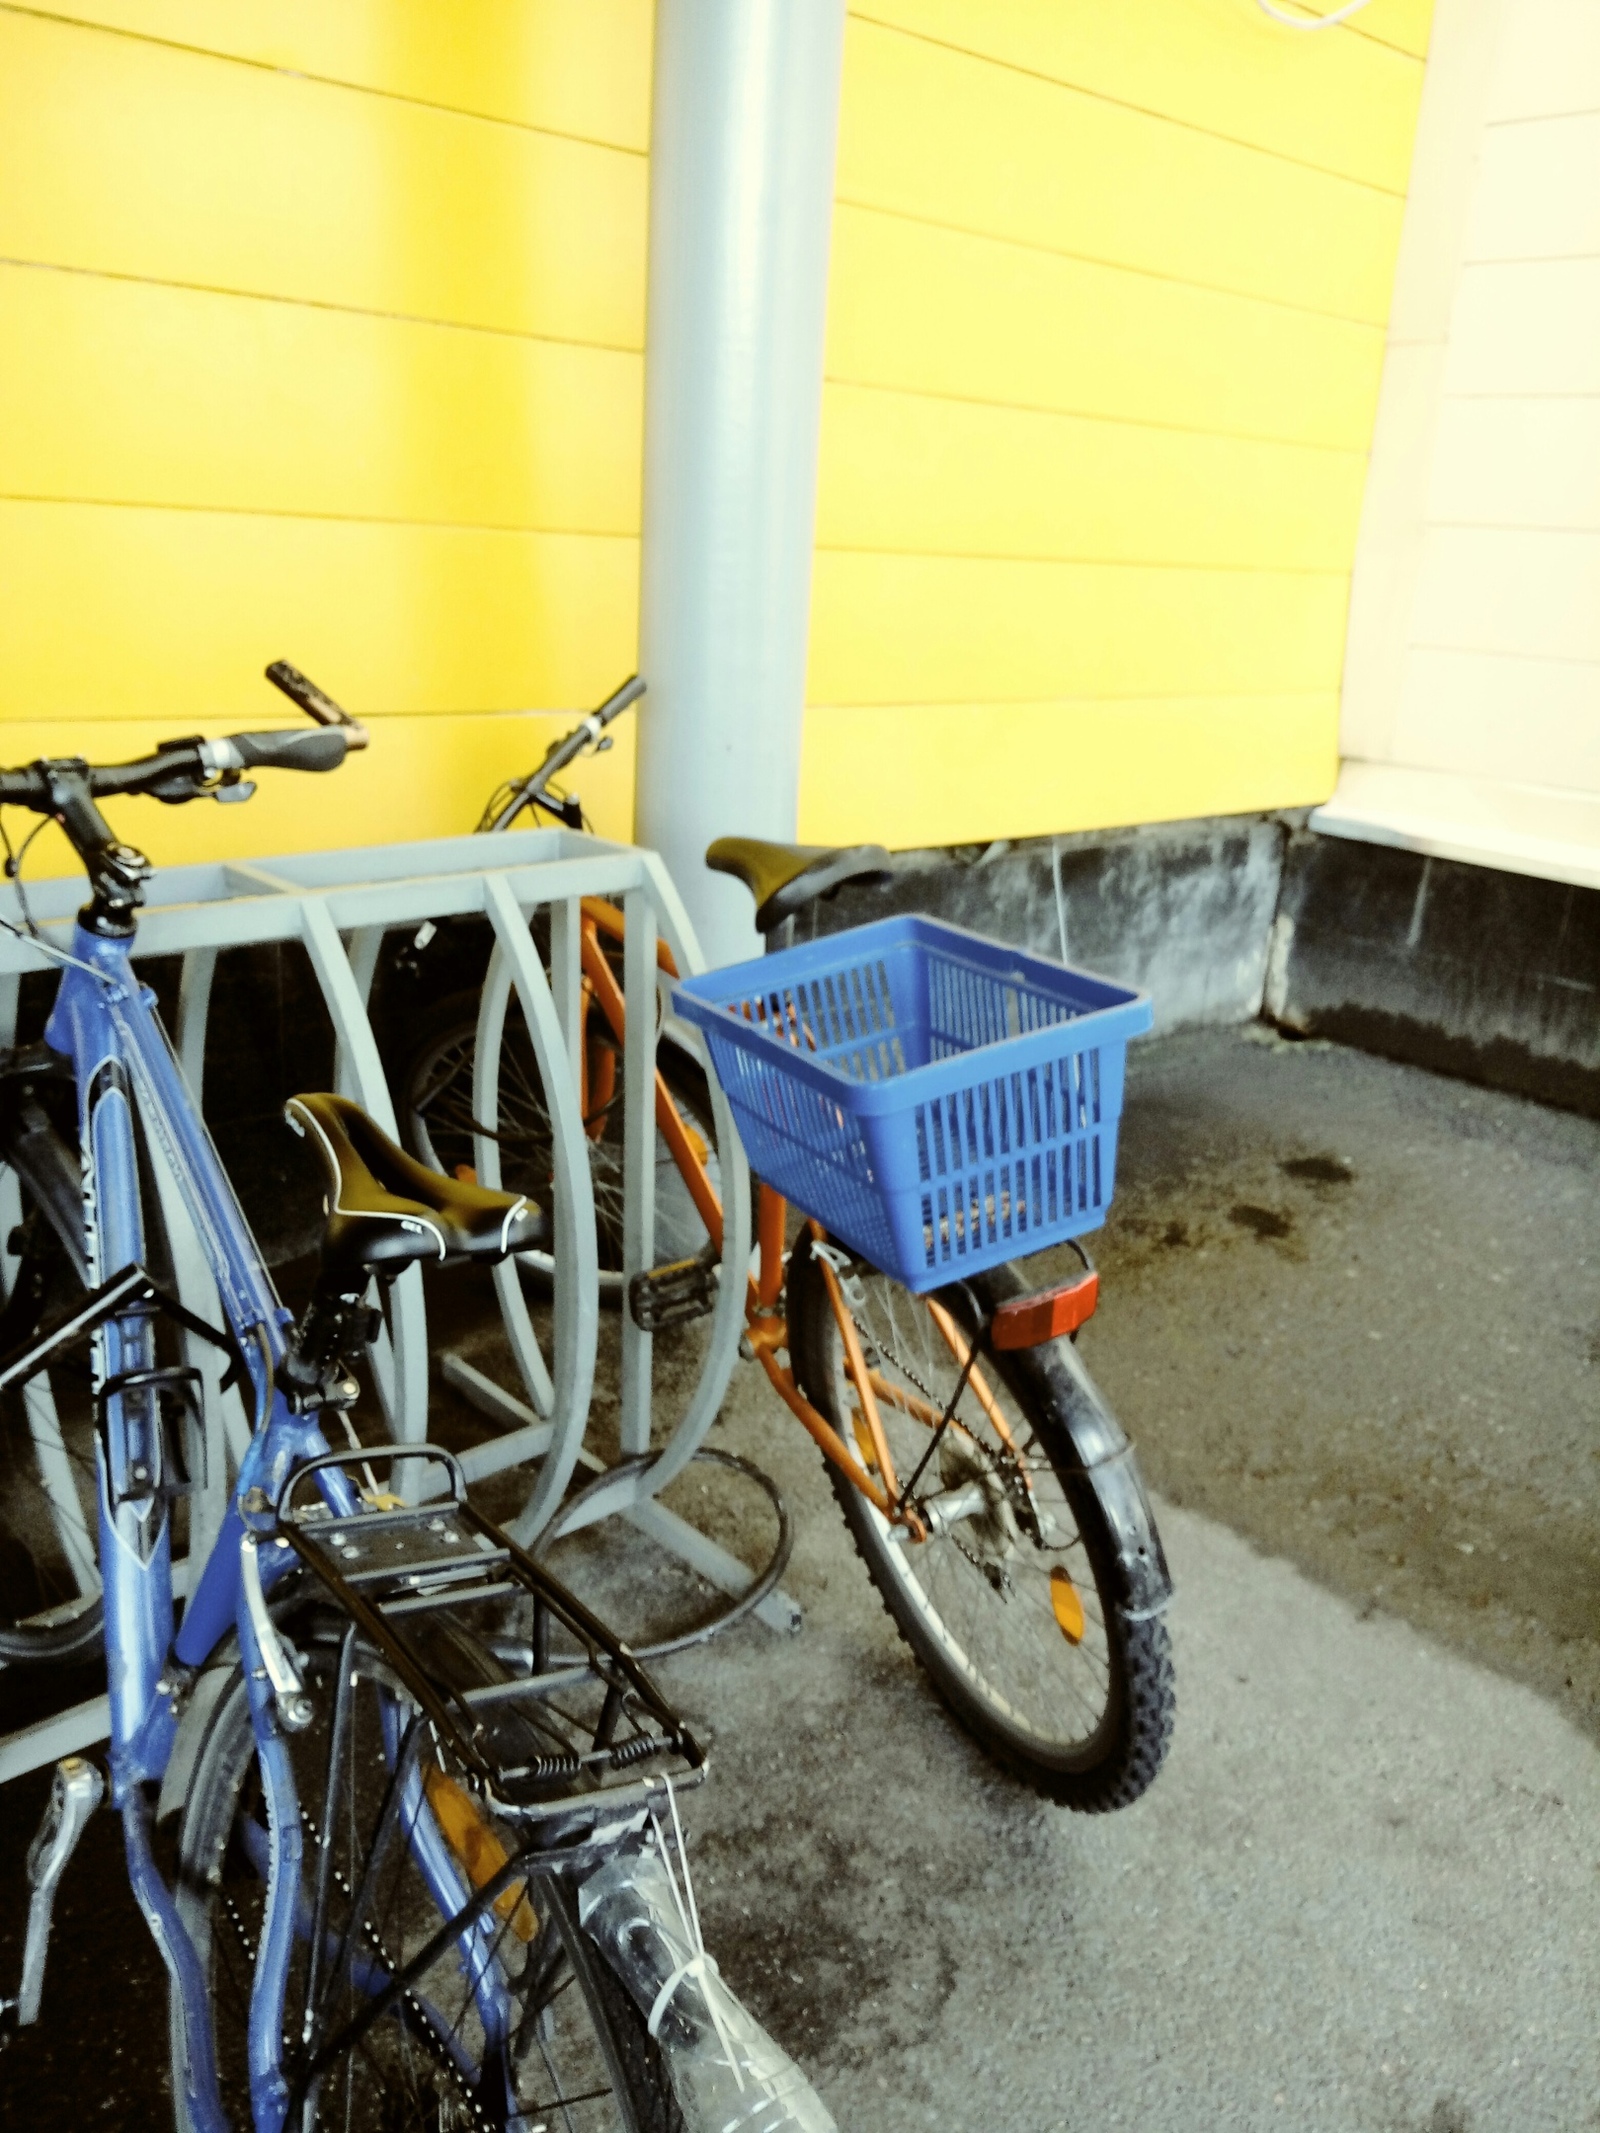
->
[0, 0, 1431, 874]
[0, 0, 650, 871]
[799, 0, 1434, 847]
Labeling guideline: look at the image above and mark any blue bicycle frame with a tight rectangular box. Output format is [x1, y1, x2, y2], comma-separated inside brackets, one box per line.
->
[40, 920, 502, 2133]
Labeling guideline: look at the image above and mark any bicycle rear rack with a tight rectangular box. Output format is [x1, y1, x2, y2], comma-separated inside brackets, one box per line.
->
[271, 1446, 706, 1824]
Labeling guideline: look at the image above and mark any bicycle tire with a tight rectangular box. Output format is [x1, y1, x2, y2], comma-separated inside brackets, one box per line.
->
[173, 1620, 684, 2132]
[787, 1242, 1174, 1810]
[0, 1119, 103, 1665]
[399, 988, 720, 1299]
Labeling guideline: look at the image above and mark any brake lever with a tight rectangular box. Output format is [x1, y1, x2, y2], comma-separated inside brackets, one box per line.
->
[264, 661, 370, 750]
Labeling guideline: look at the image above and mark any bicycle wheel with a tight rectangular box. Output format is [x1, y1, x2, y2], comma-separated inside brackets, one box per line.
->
[174, 1620, 683, 2132]
[400, 989, 719, 1299]
[787, 1244, 1174, 1810]
[0, 1116, 102, 1665]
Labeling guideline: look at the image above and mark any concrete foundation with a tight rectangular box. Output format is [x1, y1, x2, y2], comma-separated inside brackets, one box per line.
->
[806, 816, 1288, 1033]
[1266, 831, 1600, 1118]
[798, 815, 1600, 1119]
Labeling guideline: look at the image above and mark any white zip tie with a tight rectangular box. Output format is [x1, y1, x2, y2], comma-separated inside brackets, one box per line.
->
[665, 1775, 704, 1953]
[647, 1950, 722, 2039]
[646, 1775, 746, 2090]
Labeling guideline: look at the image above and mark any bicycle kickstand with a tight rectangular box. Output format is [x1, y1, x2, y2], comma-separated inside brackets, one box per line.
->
[0, 1755, 104, 2047]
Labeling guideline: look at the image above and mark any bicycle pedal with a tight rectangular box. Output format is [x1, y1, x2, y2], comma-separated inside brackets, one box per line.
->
[2, 1755, 104, 2038]
[628, 1248, 719, 1332]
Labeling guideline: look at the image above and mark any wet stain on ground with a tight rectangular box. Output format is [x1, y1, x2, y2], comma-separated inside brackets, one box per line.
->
[1280, 1153, 1356, 1186]
[1228, 1203, 1293, 1240]
[1081, 1025, 1600, 1744]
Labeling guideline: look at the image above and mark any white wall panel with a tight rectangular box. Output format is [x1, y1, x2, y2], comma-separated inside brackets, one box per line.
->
[1465, 112, 1600, 262]
[1411, 527, 1600, 663]
[1445, 260, 1600, 394]
[1429, 396, 1600, 528]
[1481, 0, 1600, 121]
[1332, 0, 1600, 884]
[1394, 647, 1600, 789]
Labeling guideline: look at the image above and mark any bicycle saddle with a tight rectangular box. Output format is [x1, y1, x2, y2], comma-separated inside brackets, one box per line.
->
[286, 1092, 549, 1279]
[704, 836, 892, 934]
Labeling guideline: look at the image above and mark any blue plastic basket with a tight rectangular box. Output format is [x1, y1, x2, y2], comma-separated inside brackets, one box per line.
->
[673, 914, 1151, 1293]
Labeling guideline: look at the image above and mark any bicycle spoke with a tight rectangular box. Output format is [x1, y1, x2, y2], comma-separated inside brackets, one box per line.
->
[834, 1269, 1119, 1750]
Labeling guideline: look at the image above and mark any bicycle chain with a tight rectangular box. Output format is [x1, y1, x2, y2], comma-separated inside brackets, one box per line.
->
[219, 1814, 494, 2132]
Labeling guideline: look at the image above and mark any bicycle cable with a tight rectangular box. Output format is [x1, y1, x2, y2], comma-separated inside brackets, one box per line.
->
[0, 910, 122, 986]
[0, 808, 48, 938]
[539, 1446, 793, 1658]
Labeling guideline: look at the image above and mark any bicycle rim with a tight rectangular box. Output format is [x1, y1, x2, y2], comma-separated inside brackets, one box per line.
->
[0, 1167, 103, 1662]
[176, 1635, 679, 2131]
[793, 1256, 1125, 1765]
[402, 996, 719, 1285]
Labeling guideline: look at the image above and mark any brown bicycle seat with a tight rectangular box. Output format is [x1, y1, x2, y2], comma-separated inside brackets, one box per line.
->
[286, 1092, 548, 1279]
[705, 837, 892, 934]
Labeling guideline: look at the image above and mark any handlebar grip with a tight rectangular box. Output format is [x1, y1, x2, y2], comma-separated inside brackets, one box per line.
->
[0, 767, 47, 807]
[225, 727, 349, 774]
[265, 661, 344, 724]
[596, 673, 646, 725]
[264, 660, 369, 749]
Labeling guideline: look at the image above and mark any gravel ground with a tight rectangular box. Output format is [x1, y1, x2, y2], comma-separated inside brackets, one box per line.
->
[1, 1027, 1595, 2130]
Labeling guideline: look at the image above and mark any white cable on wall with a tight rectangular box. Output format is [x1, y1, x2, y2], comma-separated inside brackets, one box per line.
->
[1255, 0, 1376, 28]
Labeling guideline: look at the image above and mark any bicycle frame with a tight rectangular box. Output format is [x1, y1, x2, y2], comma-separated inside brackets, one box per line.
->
[34, 922, 495, 2133]
[481, 699, 984, 1533]
[575, 894, 1027, 1539]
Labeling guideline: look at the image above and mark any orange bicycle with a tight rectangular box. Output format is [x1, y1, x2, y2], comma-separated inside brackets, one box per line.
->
[401, 683, 1175, 1809]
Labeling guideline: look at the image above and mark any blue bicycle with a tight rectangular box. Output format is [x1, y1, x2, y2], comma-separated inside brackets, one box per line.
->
[0, 681, 830, 2132]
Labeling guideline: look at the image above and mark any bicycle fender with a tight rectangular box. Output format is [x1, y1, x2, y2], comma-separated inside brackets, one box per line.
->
[936, 1264, 1174, 1619]
[156, 1658, 235, 1822]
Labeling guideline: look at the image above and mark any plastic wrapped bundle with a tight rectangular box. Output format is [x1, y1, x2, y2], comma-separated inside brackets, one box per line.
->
[578, 1838, 840, 2133]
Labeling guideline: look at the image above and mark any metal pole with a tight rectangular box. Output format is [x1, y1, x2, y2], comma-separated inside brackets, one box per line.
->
[635, 0, 847, 969]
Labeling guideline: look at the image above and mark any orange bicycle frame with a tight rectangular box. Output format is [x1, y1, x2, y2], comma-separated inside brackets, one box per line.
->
[574, 898, 967, 1535]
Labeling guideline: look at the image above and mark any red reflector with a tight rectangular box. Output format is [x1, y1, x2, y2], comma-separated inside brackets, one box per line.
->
[989, 1270, 1099, 1351]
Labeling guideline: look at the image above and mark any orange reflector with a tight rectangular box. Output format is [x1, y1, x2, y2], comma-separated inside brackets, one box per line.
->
[424, 1768, 538, 1942]
[990, 1271, 1099, 1351]
[1050, 1567, 1086, 1644]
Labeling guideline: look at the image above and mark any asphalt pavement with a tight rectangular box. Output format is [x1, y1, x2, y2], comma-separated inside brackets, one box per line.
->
[1, 1026, 1595, 2130]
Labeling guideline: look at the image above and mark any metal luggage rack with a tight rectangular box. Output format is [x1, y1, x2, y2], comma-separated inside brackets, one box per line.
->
[271, 1447, 705, 1822]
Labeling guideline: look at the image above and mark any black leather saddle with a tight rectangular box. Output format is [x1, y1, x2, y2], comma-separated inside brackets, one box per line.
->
[704, 837, 892, 934]
[286, 1092, 548, 1280]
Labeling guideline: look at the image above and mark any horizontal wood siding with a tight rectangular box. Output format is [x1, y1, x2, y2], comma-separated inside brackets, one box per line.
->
[801, 0, 1431, 847]
[1345, 0, 1600, 809]
[1, 0, 1432, 868]
[0, 2, 649, 866]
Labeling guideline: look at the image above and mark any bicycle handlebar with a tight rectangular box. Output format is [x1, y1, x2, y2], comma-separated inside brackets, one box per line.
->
[483, 673, 645, 832]
[215, 726, 350, 776]
[264, 660, 369, 749]
[0, 721, 354, 932]
[536, 673, 644, 786]
[0, 725, 350, 813]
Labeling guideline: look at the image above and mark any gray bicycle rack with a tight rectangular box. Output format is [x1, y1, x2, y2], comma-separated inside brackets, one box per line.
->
[0, 828, 782, 1786]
